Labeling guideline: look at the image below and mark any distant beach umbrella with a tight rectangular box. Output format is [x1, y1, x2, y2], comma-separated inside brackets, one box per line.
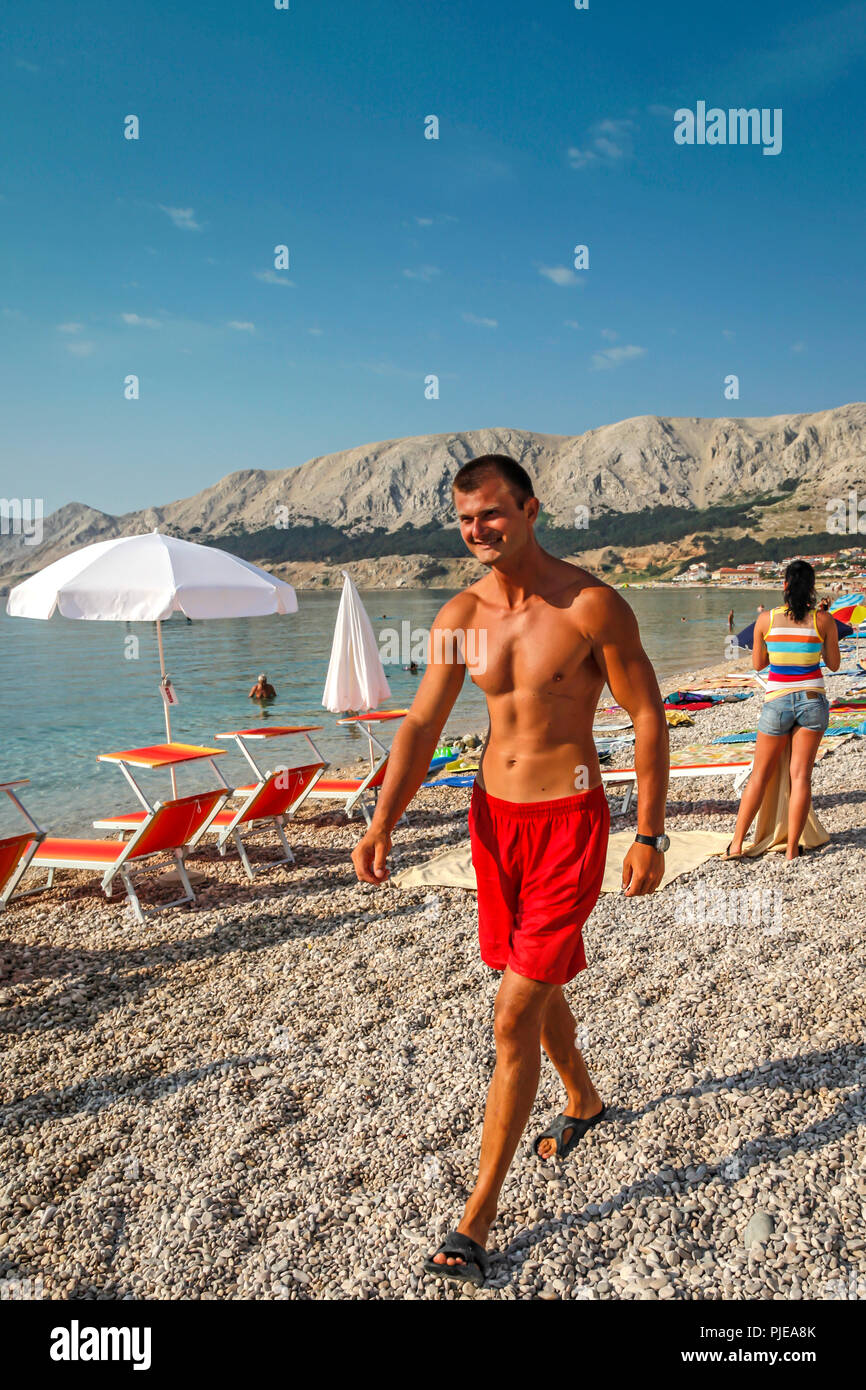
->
[6, 531, 299, 786]
[829, 593, 866, 627]
[322, 571, 391, 714]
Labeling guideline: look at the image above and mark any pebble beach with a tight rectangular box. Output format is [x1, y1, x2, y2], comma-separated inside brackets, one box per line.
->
[1, 656, 864, 1302]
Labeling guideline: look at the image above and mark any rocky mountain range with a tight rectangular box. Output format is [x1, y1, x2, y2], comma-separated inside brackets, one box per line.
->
[2, 402, 864, 589]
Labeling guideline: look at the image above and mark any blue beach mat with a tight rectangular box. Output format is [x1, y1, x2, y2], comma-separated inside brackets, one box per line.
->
[422, 774, 477, 788]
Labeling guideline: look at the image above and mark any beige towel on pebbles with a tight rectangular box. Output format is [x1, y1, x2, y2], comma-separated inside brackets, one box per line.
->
[739, 736, 830, 857]
[390, 829, 731, 895]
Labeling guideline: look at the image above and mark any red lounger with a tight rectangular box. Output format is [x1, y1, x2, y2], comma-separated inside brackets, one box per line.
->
[0, 832, 46, 910]
[94, 762, 326, 881]
[305, 710, 408, 824]
[27, 790, 229, 924]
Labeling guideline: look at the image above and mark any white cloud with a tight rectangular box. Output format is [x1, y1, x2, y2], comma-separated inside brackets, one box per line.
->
[402, 265, 440, 281]
[600, 328, 618, 341]
[723, 2, 866, 98]
[308, 327, 324, 336]
[121, 313, 161, 328]
[462, 312, 498, 328]
[254, 270, 295, 287]
[227, 321, 255, 333]
[564, 320, 581, 330]
[568, 118, 635, 170]
[159, 205, 202, 232]
[57, 321, 83, 333]
[791, 341, 807, 353]
[66, 341, 96, 357]
[3, 308, 25, 320]
[591, 344, 647, 370]
[539, 265, 578, 287]
[15, 58, 40, 73]
[414, 216, 434, 226]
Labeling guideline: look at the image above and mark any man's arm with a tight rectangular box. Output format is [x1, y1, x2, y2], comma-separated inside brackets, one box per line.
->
[351, 602, 468, 885]
[584, 588, 669, 896]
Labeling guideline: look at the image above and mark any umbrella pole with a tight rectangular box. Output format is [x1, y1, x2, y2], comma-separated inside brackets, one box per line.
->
[156, 620, 178, 798]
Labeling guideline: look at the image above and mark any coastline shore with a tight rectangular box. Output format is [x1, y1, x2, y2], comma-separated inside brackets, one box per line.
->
[1, 653, 864, 1301]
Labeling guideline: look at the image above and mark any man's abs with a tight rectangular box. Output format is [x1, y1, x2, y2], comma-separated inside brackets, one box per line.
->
[474, 688, 604, 802]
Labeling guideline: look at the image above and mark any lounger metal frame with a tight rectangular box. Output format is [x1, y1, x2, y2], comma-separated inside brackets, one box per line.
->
[602, 761, 753, 816]
[28, 790, 230, 924]
[305, 714, 407, 825]
[0, 780, 46, 909]
[192, 762, 327, 879]
[94, 728, 330, 881]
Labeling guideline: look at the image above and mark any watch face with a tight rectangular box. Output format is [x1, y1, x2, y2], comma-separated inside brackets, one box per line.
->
[658, 834, 670, 852]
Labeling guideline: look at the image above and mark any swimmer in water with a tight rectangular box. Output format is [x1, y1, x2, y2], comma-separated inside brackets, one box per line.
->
[249, 672, 276, 701]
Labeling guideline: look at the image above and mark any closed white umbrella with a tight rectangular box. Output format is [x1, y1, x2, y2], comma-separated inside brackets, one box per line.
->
[7, 530, 299, 792]
[322, 570, 391, 714]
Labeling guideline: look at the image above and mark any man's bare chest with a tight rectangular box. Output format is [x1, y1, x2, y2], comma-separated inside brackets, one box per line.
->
[462, 609, 597, 697]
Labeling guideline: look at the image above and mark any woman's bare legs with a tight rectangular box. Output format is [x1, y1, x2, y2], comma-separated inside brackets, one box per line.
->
[787, 724, 824, 858]
[728, 731, 789, 854]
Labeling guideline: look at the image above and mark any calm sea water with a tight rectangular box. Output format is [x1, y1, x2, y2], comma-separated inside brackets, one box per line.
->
[0, 586, 780, 833]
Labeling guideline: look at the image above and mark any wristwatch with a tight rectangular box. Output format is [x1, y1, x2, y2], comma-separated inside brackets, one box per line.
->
[634, 832, 670, 853]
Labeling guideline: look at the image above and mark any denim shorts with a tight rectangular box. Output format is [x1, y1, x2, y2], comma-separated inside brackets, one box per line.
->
[757, 690, 830, 736]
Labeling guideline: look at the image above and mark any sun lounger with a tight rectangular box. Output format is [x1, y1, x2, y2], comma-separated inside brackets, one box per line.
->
[604, 733, 850, 814]
[0, 833, 45, 909]
[95, 762, 326, 880]
[25, 790, 229, 924]
[305, 711, 409, 824]
[0, 780, 46, 910]
[602, 744, 757, 815]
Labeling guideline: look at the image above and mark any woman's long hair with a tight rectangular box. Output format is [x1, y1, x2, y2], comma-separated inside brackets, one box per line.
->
[783, 560, 817, 622]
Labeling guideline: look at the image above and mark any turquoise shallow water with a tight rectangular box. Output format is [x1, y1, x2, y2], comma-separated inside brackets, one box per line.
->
[0, 586, 780, 834]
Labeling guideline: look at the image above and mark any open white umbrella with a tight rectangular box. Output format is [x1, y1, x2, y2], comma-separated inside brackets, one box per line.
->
[322, 570, 390, 714]
[7, 530, 299, 790]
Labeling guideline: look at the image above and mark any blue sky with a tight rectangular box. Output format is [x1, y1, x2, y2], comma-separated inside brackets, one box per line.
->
[2, 0, 865, 516]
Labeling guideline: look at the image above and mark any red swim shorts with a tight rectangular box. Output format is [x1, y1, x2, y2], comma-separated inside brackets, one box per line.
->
[467, 782, 610, 986]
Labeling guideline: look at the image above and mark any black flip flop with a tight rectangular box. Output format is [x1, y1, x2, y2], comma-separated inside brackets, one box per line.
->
[533, 1104, 607, 1159]
[423, 1230, 490, 1287]
[720, 841, 744, 861]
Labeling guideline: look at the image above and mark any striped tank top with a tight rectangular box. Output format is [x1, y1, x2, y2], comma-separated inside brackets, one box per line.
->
[763, 606, 825, 701]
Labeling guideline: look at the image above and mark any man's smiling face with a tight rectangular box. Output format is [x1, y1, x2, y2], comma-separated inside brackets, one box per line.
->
[453, 474, 537, 567]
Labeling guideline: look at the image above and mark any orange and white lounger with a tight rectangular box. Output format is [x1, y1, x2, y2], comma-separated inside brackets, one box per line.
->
[25, 790, 229, 924]
[0, 780, 46, 910]
[305, 711, 409, 824]
[96, 763, 326, 881]
[602, 753, 753, 815]
[95, 726, 328, 879]
[0, 833, 45, 909]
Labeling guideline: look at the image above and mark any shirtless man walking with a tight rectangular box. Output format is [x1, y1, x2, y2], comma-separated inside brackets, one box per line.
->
[351, 454, 669, 1287]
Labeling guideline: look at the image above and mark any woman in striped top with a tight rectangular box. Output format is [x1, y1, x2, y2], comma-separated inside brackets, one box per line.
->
[725, 561, 840, 861]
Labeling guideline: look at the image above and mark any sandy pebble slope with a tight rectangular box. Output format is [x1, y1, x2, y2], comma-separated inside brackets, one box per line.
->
[0, 658, 864, 1300]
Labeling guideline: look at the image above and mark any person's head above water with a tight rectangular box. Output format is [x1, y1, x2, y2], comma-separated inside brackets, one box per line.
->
[451, 455, 539, 570]
[257, 673, 267, 682]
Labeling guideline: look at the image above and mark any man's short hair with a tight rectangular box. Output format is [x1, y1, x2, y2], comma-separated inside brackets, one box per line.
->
[452, 454, 535, 507]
